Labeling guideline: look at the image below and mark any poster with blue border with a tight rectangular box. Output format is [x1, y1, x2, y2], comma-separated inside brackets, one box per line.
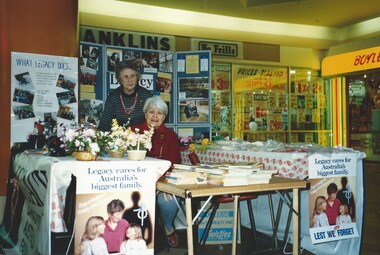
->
[176, 51, 211, 124]
[74, 159, 170, 255]
[308, 153, 359, 244]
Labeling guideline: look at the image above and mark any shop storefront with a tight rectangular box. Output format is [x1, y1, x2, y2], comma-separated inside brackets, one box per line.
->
[322, 46, 380, 161]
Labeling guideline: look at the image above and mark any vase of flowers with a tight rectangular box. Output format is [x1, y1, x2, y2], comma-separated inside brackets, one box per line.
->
[97, 119, 129, 158]
[59, 126, 100, 161]
[124, 125, 154, 161]
[72, 151, 98, 161]
[126, 150, 147, 161]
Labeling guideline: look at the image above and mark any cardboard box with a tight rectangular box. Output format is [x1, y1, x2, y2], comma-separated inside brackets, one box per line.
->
[197, 202, 240, 244]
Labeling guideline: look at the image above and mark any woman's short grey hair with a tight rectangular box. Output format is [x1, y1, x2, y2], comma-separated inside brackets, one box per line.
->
[143, 96, 168, 115]
[116, 60, 141, 81]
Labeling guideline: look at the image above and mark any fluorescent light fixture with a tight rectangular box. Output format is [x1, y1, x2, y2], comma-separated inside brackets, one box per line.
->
[79, 0, 337, 40]
[79, 0, 380, 43]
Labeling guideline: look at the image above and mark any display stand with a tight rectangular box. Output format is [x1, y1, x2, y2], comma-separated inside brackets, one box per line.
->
[2, 152, 170, 254]
[180, 148, 365, 255]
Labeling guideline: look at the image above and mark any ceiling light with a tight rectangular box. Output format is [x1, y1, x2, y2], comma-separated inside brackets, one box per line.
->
[240, 0, 310, 8]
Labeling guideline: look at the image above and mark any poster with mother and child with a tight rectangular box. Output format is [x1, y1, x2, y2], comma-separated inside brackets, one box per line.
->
[308, 152, 359, 244]
[74, 160, 166, 255]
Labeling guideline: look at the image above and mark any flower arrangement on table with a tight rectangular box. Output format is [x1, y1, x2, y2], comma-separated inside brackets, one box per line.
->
[59, 125, 100, 160]
[181, 136, 210, 165]
[124, 125, 154, 151]
[97, 119, 154, 158]
[123, 123, 154, 160]
[181, 136, 209, 151]
[96, 119, 130, 157]
[179, 136, 194, 147]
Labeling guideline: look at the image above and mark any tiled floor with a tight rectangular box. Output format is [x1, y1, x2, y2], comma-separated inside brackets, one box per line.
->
[155, 227, 315, 255]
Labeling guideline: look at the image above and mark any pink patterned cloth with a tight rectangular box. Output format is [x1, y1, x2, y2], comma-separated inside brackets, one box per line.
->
[181, 149, 308, 180]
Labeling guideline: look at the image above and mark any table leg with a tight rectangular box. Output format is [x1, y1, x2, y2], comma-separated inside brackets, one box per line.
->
[185, 194, 194, 255]
[232, 194, 239, 255]
[292, 188, 299, 255]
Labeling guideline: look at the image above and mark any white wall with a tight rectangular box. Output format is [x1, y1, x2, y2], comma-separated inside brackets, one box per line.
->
[326, 36, 380, 56]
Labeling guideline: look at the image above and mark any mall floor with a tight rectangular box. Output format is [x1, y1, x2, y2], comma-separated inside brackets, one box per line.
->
[154, 228, 315, 255]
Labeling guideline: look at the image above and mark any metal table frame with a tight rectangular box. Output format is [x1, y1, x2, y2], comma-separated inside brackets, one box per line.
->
[156, 177, 308, 255]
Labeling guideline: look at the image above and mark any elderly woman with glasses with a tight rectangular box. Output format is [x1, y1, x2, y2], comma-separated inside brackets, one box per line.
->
[98, 60, 153, 131]
[131, 95, 181, 247]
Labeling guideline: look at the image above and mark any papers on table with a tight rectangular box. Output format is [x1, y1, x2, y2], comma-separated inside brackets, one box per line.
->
[166, 162, 278, 186]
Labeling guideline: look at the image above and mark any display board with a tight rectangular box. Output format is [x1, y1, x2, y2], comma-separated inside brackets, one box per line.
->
[79, 41, 212, 144]
[79, 42, 212, 138]
[175, 50, 212, 143]
[176, 51, 211, 124]
[10, 52, 78, 145]
[79, 42, 175, 126]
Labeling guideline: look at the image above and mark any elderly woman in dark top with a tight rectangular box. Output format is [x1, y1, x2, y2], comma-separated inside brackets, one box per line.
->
[131, 95, 181, 247]
[98, 60, 153, 131]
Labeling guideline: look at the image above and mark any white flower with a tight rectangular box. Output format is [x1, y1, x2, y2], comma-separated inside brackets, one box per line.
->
[74, 139, 81, 147]
[89, 143, 100, 155]
[124, 125, 154, 151]
[83, 128, 96, 137]
[96, 119, 154, 154]
[65, 129, 77, 142]
[60, 125, 99, 155]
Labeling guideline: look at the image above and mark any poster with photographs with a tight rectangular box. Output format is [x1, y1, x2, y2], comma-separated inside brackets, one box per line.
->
[79, 99, 104, 127]
[177, 126, 211, 145]
[141, 51, 159, 70]
[11, 52, 78, 145]
[107, 48, 122, 72]
[104, 48, 173, 94]
[308, 153, 359, 244]
[178, 100, 209, 123]
[178, 77, 209, 100]
[81, 44, 99, 70]
[123, 50, 142, 66]
[176, 51, 211, 126]
[74, 160, 170, 255]
[159, 52, 173, 72]
[79, 44, 102, 103]
[156, 75, 172, 94]
[122, 50, 159, 73]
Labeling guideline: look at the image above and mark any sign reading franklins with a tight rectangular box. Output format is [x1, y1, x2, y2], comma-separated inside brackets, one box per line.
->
[198, 41, 239, 57]
[80, 26, 175, 51]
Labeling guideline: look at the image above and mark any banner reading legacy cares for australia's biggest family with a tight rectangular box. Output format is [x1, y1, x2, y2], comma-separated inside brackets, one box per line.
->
[74, 159, 170, 255]
[308, 152, 359, 244]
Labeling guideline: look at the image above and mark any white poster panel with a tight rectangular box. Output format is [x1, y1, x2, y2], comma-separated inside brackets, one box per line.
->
[74, 161, 160, 255]
[11, 52, 78, 145]
[308, 153, 359, 244]
[11, 154, 56, 254]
